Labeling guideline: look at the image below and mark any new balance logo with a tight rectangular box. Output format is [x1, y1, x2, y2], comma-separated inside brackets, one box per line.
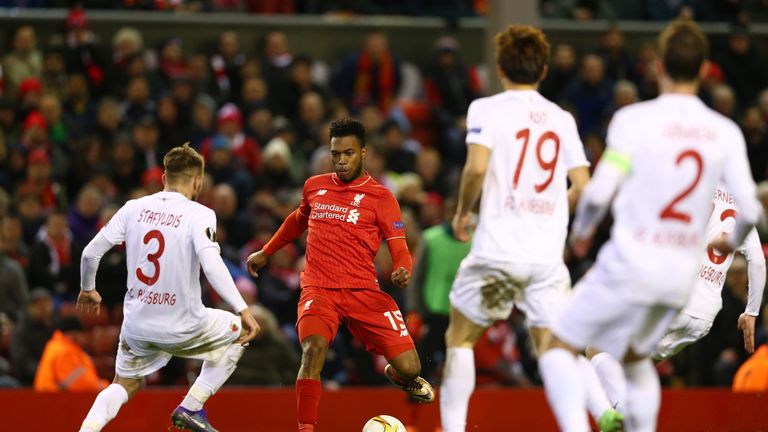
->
[304, 299, 314, 311]
[317, 189, 327, 196]
[346, 209, 360, 224]
[352, 193, 365, 207]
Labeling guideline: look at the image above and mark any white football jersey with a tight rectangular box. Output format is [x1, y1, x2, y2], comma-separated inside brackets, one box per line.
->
[466, 90, 589, 264]
[684, 185, 763, 321]
[596, 94, 760, 307]
[100, 191, 221, 343]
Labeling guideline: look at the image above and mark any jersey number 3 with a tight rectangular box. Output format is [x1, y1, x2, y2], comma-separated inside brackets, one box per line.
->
[136, 229, 165, 286]
[513, 128, 561, 193]
[659, 149, 704, 224]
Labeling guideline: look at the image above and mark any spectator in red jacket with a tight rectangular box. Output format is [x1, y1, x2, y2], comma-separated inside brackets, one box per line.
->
[200, 103, 261, 175]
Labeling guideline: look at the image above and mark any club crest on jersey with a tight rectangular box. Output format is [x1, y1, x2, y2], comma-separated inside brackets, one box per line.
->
[205, 227, 217, 242]
[304, 299, 314, 311]
[317, 189, 327, 196]
[351, 193, 366, 207]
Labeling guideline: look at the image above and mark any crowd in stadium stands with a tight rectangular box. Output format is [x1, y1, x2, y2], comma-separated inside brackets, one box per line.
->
[0, 7, 767, 392]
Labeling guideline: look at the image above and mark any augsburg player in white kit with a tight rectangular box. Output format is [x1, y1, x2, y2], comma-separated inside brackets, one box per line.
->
[76, 144, 259, 432]
[441, 24, 621, 432]
[538, 20, 762, 432]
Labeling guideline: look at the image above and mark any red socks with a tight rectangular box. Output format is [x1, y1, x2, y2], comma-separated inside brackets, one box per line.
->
[296, 378, 321, 431]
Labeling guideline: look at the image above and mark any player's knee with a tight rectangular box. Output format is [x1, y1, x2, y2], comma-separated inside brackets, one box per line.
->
[301, 337, 328, 363]
[113, 376, 141, 399]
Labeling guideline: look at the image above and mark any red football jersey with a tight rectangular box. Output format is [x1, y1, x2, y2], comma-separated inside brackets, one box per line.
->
[298, 172, 406, 290]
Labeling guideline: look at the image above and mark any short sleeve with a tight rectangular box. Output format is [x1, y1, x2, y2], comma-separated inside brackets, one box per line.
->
[465, 99, 493, 149]
[100, 201, 131, 245]
[561, 113, 590, 170]
[191, 207, 221, 255]
[377, 191, 406, 241]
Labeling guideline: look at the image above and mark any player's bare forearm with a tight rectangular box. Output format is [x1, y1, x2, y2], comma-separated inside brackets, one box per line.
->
[567, 166, 590, 214]
[456, 144, 490, 217]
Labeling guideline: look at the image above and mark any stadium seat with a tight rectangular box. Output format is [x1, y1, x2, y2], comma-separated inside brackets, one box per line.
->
[90, 325, 120, 356]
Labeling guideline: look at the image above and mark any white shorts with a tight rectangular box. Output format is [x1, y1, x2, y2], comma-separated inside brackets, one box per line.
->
[116, 308, 241, 379]
[449, 256, 571, 328]
[652, 313, 713, 361]
[553, 270, 680, 360]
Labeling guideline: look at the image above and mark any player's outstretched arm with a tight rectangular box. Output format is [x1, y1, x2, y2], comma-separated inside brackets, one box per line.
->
[738, 229, 767, 353]
[199, 247, 250, 315]
[566, 166, 590, 214]
[77, 232, 114, 315]
[453, 144, 490, 242]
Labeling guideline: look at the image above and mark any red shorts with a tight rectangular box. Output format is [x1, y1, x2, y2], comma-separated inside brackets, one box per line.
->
[296, 287, 415, 360]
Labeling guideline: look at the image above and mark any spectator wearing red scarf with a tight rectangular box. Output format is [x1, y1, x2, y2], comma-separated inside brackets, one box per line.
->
[332, 31, 401, 114]
[28, 210, 79, 299]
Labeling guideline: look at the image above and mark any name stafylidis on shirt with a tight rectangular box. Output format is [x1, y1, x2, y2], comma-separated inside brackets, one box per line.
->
[137, 209, 183, 228]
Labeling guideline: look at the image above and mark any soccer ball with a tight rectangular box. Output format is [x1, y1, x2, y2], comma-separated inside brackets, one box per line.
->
[362, 415, 406, 432]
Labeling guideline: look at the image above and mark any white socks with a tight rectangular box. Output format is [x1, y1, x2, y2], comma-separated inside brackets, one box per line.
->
[539, 348, 590, 432]
[440, 347, 475, 432]
[591, 352, 628, 413]
[624, 359, 660, 432]
[181, 344, 245, 412]
[575, 355, 612, 419]
[79, 383, 129, 432]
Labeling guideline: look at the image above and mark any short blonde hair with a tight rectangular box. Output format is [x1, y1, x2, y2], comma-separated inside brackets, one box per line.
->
[163, 143, 204, 183]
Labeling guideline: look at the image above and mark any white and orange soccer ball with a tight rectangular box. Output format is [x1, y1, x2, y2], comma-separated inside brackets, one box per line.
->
[362, 415, 406, 432]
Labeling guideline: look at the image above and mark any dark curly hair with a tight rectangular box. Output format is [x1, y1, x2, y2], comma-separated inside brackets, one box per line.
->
[329, 117, 366, 148]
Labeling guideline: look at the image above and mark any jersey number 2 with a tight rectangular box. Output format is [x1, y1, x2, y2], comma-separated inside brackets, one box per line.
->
[136, 230, 165, 286]
[513, 128, 561, 193]
[659, 150, 703, 224]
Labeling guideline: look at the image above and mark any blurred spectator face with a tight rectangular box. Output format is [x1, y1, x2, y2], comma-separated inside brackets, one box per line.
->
[240, 59, 261, 80]
[364, 32, 389, 60]
[212, 185, 237, 218]
[126, 55, 147, 77]
[66, 74, 89, 101]
[291, 60, 312, 87]
[18, 195, 41, 221]
[219, 120, 240, 138]
[162, 39, 183, 63]
[98, 205, 118, 227]
[22, 114, 47, 145]
[581, 55, 605, 86]
[13, 26, 36, 55]
[416, 148, 441, 184]
[188, 54, 210, 83]
[264, 31, 290, 60]
[97, 98, 120, 131]
[193, 101, 214, 130]
[126, 77, 150, 104]
[28, 295, 53, 323]
[76, 186, 103, 218]
[0, 104, 16, 129]
[113, 139, 135, 165]
[43, 51, 65, 75]
[602, 27, 624, 52]
[711, 85, 736, 118]
[299, 92, 324, 125]
[210, 146, 232, 169]
[197, 173, 215, 207]
[359, 105, 383, 136]
[613, 80, 638, 108]
[219, 31, 239, 59]
[172, 79, 194, 105]
[27, 156, 51, 183]
[46, 212, 68, 241]
[157, 97, 177, 125]
[419, 193, 444, 227]
[248, 107, 272, 136]
[553, 44, 576, 72]
[743, 106, 763, 131]
[0, 217, 22, 251]
[758, 90, 768, 118]
[113, 27, 142, 59]
[133, 122, 159, 150]
[364, 147, 385, 180]
[39, 95, 62, 125]
[20, 80, 43, 109]
[382, 123, 405, 151]
[242, 78, 267, 105]
[729, 33, 750, 55]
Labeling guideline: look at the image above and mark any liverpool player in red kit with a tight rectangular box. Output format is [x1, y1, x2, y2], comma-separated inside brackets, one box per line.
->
[247, 118, 434, 431]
